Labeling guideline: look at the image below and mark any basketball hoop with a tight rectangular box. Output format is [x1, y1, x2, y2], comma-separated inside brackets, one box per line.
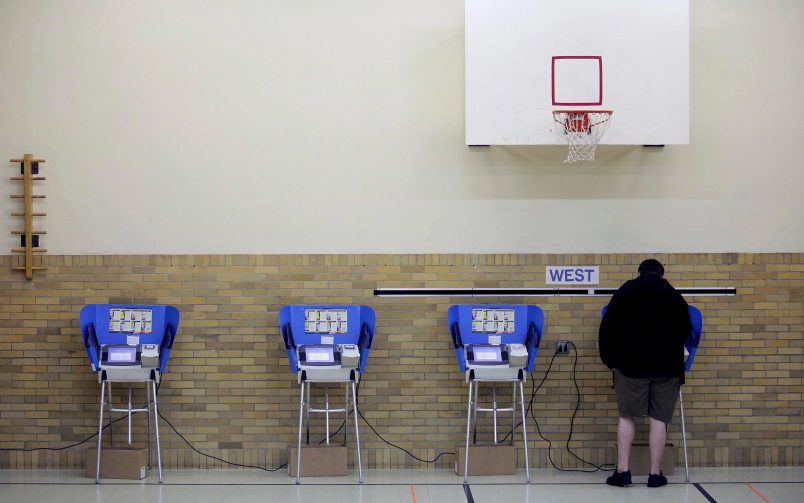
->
[553, 110, 613, 163]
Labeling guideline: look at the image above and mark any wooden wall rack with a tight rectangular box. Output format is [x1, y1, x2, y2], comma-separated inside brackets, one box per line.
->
[10, 154, 47, 279]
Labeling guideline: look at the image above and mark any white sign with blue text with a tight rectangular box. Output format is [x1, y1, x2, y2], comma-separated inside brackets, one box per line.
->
[546, 266, 599, 285]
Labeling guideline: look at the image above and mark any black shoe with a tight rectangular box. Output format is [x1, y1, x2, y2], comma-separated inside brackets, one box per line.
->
[648, 472, 667, 488]
[606, 470, 632, 487]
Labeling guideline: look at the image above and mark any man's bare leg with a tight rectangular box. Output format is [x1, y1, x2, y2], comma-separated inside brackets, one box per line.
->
[649, 417, 667, 474]
[617, 416, 636, 472]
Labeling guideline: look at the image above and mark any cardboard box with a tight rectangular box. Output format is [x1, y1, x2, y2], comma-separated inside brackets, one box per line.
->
[85, 446, 147, 480]
[287, 445, 348, 477]
[455, 444, 517, 476]
[627, 443, 675, 475]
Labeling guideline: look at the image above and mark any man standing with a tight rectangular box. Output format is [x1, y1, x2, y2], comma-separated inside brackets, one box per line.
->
[599, 259, 692, 488]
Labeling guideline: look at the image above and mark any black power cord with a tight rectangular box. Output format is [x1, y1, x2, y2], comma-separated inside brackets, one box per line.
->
[529, 341, 612, 472]
[0, 379, 453, 470]
[153, 381, 287, 472]
[352, 382, 455, 464]
[497, 345, 560, 445]
[563, 341, 612, 471]
[496, 342, 614, 473]
[356, 407, 454, 464]
[0, 381, 290, 472]
[276, 382, 455, 465]
[156, 409, 287, 472]
[312, 406, 455, 465]
[3, 344, 609, 473]
[0, 408, 135, 453]
[158, 379, 455, 470]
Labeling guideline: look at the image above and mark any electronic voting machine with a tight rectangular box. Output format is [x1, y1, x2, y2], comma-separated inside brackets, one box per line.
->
[80, 304, 180, 483]
[279, 305, 375, 484]
[448, 304, 544, 483]
[81, 305, 179, 382]
[449, 305, 543, 381]
[280, 305, 374, 383]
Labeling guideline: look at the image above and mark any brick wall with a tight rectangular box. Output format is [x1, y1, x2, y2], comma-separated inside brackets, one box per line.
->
[0, 253, 802, 469]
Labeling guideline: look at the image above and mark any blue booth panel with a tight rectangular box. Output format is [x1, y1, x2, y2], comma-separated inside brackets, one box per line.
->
[684, 306, 703, 371]
[80, 304, 180, 374]
[279, 305, 376, 374]
[447, 304, 544, 373]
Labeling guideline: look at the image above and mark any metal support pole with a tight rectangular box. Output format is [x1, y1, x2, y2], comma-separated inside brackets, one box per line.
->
[344, 382, 349, 447]
[151, 380, 163, 483]
[146, 382, 152, 470]
[510, 382, 516, 446]
[679, 388, 689, 482]
[325, 384, 330, 446]
[107, 382, 114, 444]
[296, 381, 305, 484]
[305, 381, 311, 445]
[351, 380, 363, 483]
[472, 383, 478, 444]
[127, 384, 133, 446]
[519, 380, 530, 483]
[96, 379, 106, 484]
[492, 384, 498, 444]
[464, 379, 473, 484]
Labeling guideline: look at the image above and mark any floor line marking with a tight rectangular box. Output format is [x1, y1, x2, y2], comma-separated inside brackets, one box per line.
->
[463, 483, 475, 503]
[693, 483, 718, 503]
[746, 483, 772, 503]
[1, 480, 802, 487]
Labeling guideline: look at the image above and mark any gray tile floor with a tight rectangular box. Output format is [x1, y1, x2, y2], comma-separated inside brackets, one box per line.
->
[0, 467, 801, 502]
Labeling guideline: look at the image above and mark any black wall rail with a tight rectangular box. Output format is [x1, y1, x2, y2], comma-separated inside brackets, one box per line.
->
[374, 287, 737, 297]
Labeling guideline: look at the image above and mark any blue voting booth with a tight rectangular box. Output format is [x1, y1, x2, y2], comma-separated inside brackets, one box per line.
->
[681, 305, 703, 481]
[601, 304, 703, 482]
[80, 304, 180, 483]
[448, 304, 544, 483]
[279, 305, 375, 484]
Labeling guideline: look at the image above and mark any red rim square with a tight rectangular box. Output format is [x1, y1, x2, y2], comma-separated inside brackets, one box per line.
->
[551, 56, 603, 106]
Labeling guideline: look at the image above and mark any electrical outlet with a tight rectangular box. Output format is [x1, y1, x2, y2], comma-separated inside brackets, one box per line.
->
[556, 341, 570, 354]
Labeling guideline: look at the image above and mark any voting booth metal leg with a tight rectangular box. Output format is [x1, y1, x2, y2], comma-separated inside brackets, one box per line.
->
[295, 382, 305, 485]
[295, 379, 362, 484]
[324, 384, 330, 445]
[679, 388, 689, 482]
[510, 382, 517, 446]
[305, 381, 311, 444]
[95, 380, 106, 484]
[352, 381, 363, 484]
[151, 380, 163, 483]
[127, 384, 133, 446]
[146, 383, 152, 470]
[344, 382, 349, 447]
[492, 385, 498, 443]
[519, 380, 530, 483]
[464, 379, 530, 484]
[95, 379, 162, 483]
[107, 382, 114, 444]
[463, 380, 473, 484]
[472, 384, 478, 444]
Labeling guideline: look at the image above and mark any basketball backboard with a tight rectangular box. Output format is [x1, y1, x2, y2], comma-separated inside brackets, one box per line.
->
[465, 0, 689, 146]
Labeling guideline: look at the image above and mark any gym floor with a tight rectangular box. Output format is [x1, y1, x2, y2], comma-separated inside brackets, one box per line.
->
[1, 467, 801, 502]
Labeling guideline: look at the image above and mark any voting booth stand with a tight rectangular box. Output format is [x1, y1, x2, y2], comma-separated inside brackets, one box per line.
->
[601, 304, 703, 482]
[448, 305, 544, 483]
[80, 304, 179, 483]
[679, 306, 703, 482]
[280, 305, 375, 484]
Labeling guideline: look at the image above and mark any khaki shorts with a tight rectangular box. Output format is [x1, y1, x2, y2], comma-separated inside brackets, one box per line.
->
[614, 369, 681, 424]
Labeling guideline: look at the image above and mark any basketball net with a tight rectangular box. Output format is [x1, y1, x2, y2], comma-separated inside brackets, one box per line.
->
[553, 110, 613, 163]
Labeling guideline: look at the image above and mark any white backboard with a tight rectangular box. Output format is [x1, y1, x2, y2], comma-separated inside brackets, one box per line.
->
[466, 0, 689, 145]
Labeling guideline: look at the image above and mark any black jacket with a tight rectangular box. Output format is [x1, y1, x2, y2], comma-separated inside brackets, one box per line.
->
[599, 275, 692, 382]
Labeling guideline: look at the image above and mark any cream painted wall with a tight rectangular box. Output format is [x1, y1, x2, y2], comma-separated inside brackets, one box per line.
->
[1, 0, 802, 254]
